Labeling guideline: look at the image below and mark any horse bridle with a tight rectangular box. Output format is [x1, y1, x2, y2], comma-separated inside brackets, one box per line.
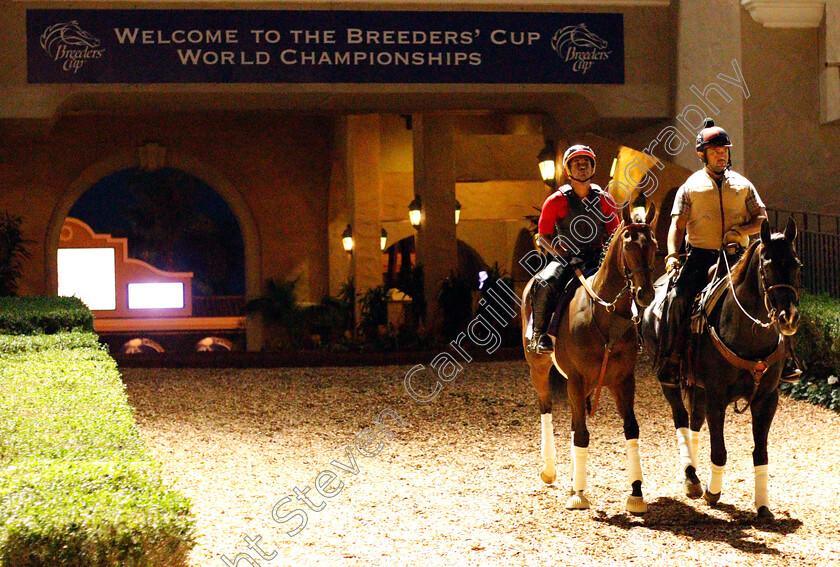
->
[758, 254, 800, 326]
[578, 222, 655, 321]
[721, 243, 800, 330]
[708, 242, 801, 413]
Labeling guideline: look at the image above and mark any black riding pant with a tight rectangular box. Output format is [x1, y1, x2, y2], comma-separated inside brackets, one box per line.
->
[532, 251, 600, 336]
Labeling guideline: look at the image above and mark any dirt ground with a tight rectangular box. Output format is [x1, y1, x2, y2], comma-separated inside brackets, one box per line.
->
[121, 357, 840, 567]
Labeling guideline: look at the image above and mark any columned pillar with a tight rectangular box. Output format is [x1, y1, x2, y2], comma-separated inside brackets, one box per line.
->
[346, 114, 383, 324]
[413, 113, 457, 332]
[328, 118, 350, 298]
[674, 0, 744, 171]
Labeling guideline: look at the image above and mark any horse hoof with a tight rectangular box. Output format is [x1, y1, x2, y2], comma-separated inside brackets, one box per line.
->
[756, 506, 775, 522]
[565, 491, 591, 510]
[540, 468, 556, 485]
[626, 495, 647, 515]
[684, 479, 703, 499]
[703, 490, 721, 506]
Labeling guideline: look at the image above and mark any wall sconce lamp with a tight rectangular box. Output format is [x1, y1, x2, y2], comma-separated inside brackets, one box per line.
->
[455, 199, 462, 225]
[341, 224, 354, 253]
[537, 140, 558, 189]
[380, 228, 388, 251]
[408, 196, 422, 228]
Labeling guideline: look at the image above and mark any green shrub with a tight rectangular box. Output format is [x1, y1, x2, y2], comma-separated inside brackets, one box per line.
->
[0, 333, 194, 565]
[0, 296, 94, 335]
[779, 292, 840, 412]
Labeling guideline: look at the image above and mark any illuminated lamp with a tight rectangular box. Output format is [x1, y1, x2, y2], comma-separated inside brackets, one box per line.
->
[342, 224, 354, 252]
[537, 140, 558, 189]
[408, 196, 422, 228]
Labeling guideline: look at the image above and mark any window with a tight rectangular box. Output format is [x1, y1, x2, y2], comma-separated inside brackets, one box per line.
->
[127, 282, 185, 309]
[57, 248, 116, 310]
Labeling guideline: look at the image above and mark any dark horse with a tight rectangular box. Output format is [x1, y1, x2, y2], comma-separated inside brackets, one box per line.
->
[642, 217, 801, 520]
[521, 204, 656, 513]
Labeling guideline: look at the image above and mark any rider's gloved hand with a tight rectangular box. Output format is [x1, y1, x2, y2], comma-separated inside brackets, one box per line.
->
[665, 255, 680, 275]
[723, 227, 748, 248]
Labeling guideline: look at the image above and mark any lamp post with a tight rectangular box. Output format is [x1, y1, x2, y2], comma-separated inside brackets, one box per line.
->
[341, 224, 354, 253]
[408, 196, 422, 228]
[380, 228, 388, 251]
[538, 140, 558, 189]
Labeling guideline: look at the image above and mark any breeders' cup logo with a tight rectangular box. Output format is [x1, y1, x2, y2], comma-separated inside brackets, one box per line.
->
[551, 24, 610, 74]
[39, 21, 105, 73]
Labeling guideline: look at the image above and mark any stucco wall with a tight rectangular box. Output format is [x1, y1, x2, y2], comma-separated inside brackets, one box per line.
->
[0, 111, 335, 304]
[742, 9, 840, 215]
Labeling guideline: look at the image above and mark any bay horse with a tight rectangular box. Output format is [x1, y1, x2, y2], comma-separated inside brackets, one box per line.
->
[521, 203, 657, 513]
[642, 217, 800, 520]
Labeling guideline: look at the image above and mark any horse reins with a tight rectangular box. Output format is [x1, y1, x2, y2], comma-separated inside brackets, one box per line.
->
[577, 222, 654, 417]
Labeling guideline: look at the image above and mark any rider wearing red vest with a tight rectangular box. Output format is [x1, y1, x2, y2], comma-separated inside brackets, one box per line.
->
[528, 145, 620, 354]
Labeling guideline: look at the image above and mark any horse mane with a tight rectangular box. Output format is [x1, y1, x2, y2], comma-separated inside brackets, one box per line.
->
[596, 220, 627, 269]
[728, 239, 761, 286]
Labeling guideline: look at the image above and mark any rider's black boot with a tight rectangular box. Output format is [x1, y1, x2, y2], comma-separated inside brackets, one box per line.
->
[528, 275, 563, 355]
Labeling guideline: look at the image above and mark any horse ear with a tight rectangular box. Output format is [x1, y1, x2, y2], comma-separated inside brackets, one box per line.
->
[784, 215, 797, 242]
[645, 202, 656, 225]
[760, 217, 772, 244]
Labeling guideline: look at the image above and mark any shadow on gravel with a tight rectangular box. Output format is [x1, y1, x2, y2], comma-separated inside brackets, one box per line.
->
[593, 497, 802, 555]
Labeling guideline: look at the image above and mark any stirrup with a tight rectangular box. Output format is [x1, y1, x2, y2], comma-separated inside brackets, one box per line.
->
[528, 334, 554, 355]
[781, 358, 802, 383]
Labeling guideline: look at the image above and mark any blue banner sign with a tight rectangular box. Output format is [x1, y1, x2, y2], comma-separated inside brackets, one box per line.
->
[27, 10, 624, 84]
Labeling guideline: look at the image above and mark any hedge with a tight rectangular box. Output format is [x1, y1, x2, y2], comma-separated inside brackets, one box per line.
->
[0, 297, 94, 335]
[779, 292, 840, 412]
[0, 331, 194, 565]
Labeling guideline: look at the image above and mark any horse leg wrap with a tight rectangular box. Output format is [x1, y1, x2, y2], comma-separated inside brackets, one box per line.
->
[754, 464, 770, 510]
[676, 428, 693, 473]
[571, 442, 588, 493]
[689, 430, 701, 468]
[707, 462, 724, 495]
[625, 438, 644, 485]
[541, 413, 556, 463]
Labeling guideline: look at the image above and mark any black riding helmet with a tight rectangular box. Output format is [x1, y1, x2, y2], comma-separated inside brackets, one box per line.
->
[696, 118, 732, 169]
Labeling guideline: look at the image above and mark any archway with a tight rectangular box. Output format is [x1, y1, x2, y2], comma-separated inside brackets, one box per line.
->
[45, 149, 262, 349]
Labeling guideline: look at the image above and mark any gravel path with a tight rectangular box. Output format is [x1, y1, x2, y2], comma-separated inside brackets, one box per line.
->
[121, 357, 840, 567]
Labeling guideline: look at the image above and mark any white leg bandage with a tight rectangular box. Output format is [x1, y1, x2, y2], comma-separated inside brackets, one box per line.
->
[676, 428, 694, 473]
[689, 430, 701, 468]
[754, 464, 770, 509]
[708, 462, 725, 495]
[625, 438, 643, 485]
[571, 442, 588, 493]
[541, 413, 556, 464]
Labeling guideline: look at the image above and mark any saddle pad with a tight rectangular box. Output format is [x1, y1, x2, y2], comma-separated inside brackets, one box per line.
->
[547, 266, 598, 337]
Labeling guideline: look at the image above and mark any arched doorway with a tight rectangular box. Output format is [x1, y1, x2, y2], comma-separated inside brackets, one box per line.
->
[68, 167, 245, 300]
[46, 150, 262, 350]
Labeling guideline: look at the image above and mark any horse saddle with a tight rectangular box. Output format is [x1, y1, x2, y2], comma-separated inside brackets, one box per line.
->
[546, 266, 598, 337]
[690, 274, 730, 334]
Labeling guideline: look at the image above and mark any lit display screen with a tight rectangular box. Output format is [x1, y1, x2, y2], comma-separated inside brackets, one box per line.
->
[57, 248, 116, 310]
[128, 282, 185, 309]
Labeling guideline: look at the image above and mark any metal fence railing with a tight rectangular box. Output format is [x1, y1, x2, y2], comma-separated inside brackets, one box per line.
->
[766, 208, 840, 298]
